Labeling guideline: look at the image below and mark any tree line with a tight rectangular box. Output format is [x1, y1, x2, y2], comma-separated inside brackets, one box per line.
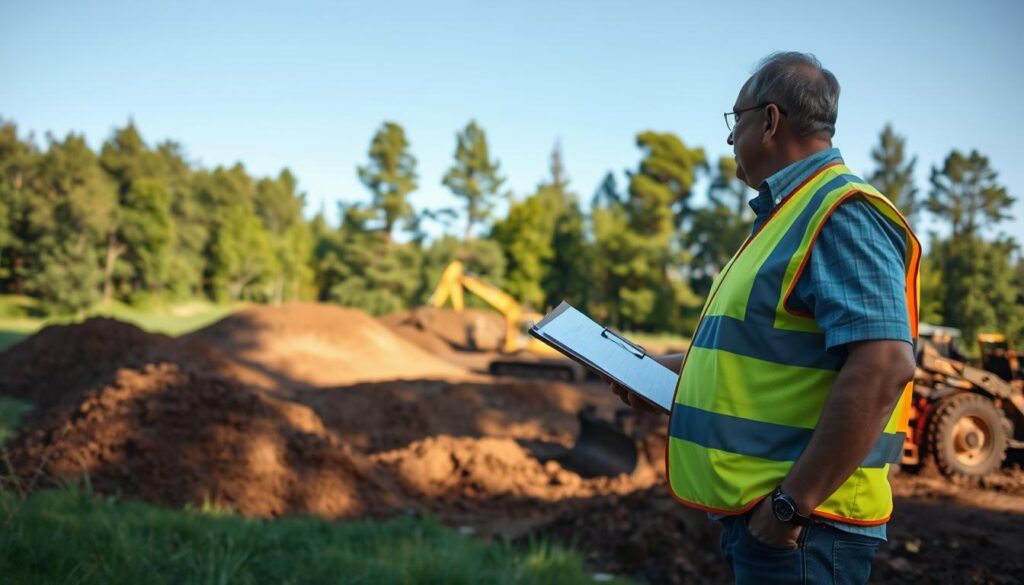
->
[0, 117, 1020, 344]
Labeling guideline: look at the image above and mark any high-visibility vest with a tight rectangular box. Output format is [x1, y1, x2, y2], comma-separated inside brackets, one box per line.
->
[666, 162, 921, 525]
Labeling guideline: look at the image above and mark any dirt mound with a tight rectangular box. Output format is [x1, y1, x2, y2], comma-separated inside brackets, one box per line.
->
[377, 434, 658, 506]
[290, 378, 592, 453]
[186, 303, 467, 388]
[529, 487, 728, 585]
[380, 307, 506, 353]
[6, 362, 399, 518]
[0, 317, 224, 413]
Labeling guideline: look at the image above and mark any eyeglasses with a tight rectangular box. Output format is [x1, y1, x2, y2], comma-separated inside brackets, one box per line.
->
[724, 103, 788, 132]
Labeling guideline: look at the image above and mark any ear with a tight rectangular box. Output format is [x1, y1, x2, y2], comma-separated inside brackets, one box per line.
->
[761, 103, 782, 143]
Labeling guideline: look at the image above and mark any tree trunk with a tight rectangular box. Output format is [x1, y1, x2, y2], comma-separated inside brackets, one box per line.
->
[103, 233, 125, 304]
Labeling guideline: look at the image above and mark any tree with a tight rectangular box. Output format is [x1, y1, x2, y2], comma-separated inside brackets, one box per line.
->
[628, 131, 707, 235]
[319, 202, 426, 316]
[119, 178, 173, 294]
[442, 121, 505, 240]
[924, 149, 1021, 343]
[929, 235, 1024, 342]
[209, 204, 278, 302]
[98, 122, 167, 301]
[357, 122, 418, 239]
[686, 157, 753, 296]
[604, 131, 706, 330]
[255, 169, 314, 303]
[0, 120, 41, 291]
[31, 132, 116, 309]
[490, 143, 575, 309]
[927, 150, 1015, 238]
[868, 124, 918, 221]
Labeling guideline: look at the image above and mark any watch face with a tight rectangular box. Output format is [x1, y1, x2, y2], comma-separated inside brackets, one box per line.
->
[773, 498, 794, 522]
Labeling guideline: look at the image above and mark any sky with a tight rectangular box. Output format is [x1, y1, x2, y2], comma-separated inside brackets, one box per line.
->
[2, 0, 1022, 242]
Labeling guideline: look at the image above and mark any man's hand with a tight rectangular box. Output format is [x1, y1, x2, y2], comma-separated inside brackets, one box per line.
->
[600, 373, 662, 413]
[747, 497, 803, 549]
[600, 352, 683, 414]
[780, 339, 915, 514]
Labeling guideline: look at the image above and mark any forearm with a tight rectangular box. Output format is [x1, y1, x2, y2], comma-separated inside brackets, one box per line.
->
[781, 342, 913, 514]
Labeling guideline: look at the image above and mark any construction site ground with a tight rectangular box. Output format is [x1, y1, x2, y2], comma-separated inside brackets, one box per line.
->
[1, 303, 1021, 584]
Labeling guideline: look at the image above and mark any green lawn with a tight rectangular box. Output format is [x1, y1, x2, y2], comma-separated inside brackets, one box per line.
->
[0, 488, 625, 585]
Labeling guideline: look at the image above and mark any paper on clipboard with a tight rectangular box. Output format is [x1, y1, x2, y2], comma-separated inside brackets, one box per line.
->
[529, 301, 677, 414]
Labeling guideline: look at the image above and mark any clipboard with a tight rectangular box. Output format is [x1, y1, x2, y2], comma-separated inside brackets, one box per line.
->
[529, 301, 677, 414]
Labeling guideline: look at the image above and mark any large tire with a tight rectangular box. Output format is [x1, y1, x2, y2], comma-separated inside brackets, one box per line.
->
[928, 392, 1009, 480]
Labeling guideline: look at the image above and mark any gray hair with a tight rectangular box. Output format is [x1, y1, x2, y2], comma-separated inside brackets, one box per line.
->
[746, 52, 840, 138]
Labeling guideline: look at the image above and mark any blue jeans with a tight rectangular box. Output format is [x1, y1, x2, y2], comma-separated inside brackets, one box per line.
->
[719, 514, 880, 585]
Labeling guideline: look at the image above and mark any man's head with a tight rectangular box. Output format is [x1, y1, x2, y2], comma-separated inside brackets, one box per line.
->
[728, 52, 840, 189]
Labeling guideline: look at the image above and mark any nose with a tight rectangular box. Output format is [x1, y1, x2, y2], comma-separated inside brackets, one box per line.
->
[727, 130, 734, 146]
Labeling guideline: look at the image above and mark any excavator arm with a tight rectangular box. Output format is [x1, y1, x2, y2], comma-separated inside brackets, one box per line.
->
[430, 261, 523, 353]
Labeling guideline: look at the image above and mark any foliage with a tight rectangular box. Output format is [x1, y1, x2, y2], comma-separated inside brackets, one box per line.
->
[490, 143, 588, 311]
[927, 150, 1015, 238]
[868, 124, 918, 222]
[358, 122, 418, 239]
[442, 120, 506, 240]
[0, 115, 1020, 346]
[685, 157, 753, 297]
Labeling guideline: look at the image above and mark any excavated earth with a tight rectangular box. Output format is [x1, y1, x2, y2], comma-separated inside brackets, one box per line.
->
[1, 303, 1022, 584]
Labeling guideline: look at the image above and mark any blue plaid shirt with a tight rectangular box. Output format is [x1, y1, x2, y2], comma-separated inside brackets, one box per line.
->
[752, 148, 911, 357]
[714, 148, 911, 541]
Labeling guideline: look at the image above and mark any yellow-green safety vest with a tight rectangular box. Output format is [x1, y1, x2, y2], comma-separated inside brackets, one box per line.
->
[666, 161, 921, 525]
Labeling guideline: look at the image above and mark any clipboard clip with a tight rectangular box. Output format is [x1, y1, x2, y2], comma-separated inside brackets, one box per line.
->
[600, 327, 647, 359]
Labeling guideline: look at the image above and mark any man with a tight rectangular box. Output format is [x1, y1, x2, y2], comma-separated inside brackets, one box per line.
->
[609, 52, 920, 584]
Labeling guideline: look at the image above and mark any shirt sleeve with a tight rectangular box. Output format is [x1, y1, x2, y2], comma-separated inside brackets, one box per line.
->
[790, 197, 912, 353]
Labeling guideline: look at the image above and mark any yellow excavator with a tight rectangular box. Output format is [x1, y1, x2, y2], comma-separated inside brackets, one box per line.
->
[429, 261, 586, 380]
[430, 260, 641, 476]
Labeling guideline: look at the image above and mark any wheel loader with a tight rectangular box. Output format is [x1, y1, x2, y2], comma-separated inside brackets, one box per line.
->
[902, 324, 1024, 480]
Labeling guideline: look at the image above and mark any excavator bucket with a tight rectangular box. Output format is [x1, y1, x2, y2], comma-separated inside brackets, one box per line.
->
[556, 406, 640, 478]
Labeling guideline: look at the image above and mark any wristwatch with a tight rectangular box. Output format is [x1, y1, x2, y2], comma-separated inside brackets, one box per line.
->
[770, 487, 812, 526]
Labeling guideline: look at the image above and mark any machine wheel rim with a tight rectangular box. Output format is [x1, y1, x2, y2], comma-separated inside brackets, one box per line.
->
[951, 414, 993, 467]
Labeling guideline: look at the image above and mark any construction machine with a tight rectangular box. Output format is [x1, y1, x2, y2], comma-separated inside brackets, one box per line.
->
[429, 261, 588, 381]
[429, 261, 642, 476]
[903, 324, 1024, 480]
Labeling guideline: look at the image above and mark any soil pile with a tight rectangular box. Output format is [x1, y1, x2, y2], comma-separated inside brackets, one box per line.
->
[529, 487, 728, 585]
[0, 318, 224, 412]
[289, 378, 592, 453]
[380, 307, 506, 353]
[529, 472, 1024, 585]
[186, 303, 467, 388]
[7, 362, 399, 519]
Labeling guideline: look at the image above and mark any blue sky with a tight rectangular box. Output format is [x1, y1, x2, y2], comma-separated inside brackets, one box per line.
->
[2, 0, 1022, 241]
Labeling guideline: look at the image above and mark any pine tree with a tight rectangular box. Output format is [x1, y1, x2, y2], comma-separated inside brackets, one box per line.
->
[927, 150, 1015, 238]
[442, 121, 505, 240]
[868, 124, 918, 221]
[357, 122, 418, 239]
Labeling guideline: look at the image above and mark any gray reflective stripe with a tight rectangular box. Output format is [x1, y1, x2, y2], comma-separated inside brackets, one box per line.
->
[692, 315, 842, 371]
[670, 403, 905, 469]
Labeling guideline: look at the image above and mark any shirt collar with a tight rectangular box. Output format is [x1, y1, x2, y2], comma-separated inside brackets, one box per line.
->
[748, 147, 844, 217]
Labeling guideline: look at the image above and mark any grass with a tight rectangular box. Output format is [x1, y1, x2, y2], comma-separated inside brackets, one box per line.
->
[0, 383, 629, 585]
[0, 488, 628, 585]
[0, 295, 239, 352]
[0, 397, 32, 444]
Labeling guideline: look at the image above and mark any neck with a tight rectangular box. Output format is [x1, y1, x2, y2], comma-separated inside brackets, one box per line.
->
[757, 138, 833, 185]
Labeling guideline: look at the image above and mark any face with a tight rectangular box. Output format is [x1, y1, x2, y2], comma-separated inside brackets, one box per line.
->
[728, 79, 763, 189]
